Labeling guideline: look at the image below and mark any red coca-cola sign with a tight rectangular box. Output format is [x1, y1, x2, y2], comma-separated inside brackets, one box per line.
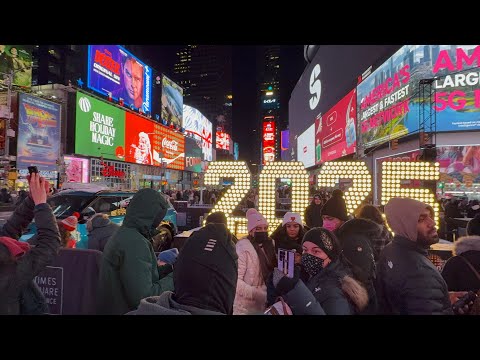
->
[100, 161, 125, 178]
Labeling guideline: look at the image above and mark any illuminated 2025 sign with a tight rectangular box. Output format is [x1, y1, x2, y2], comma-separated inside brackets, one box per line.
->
[204, 160, 440, 234]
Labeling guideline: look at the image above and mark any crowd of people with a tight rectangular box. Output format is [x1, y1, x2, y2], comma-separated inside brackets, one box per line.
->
[0, 175, 479, 315]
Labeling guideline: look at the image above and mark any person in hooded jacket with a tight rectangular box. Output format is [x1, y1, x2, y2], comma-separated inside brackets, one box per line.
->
[357, 204, 392, 260]
[442, 214, 480, 292]
[272, 227, 369, 315]
[304, 194, 323, 228]
[321, 189, 349, 234]
[87, 213, 120, 252]
[96, 188, 171, 315]
[376, 197, 453, 315]
[0, 173, 61, 315]
[127, 221, 238, 315]
[233, 208, 277, 315]
[337, 218, 379, 314]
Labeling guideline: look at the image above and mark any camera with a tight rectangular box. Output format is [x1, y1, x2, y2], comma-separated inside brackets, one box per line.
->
[452, 291, 478, 314]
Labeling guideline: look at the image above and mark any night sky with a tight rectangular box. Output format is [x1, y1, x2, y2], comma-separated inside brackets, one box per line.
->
[139, 45, 305, 164]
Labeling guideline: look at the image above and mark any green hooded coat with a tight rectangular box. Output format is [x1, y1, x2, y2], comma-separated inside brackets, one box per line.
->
[96, 189, 170, 315]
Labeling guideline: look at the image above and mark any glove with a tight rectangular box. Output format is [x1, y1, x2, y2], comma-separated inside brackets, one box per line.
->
[157, 248, 179, 265]
[272, 266, 300, 295]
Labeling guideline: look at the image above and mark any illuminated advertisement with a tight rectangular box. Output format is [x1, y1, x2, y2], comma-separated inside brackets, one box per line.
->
[315, 89, 357, 164]
[437, 145, 480, 186]
[64, 156, 89, 183]
[358, 45, 480, 149]
[75, 92, 126, 161]
[297, 124, 315, 168]
[262, 121, 276, 164]
[17, 94, 61, 171]
[0, 45, 32, 87]
[87, 45, 152, 113]
[182, 105, 213, 161]
[216, 131, 231, 150]
[281, 130, 290, 161]
[153, 123, 185, 170]
[234, 142, 239, 160]
[185, 137, 203, 173]
[161, 75, 183, 127]
[262, 95, 279, 110]
[125, 113, 155, 165]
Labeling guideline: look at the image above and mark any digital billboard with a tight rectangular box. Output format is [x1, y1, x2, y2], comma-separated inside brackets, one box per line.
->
[216, 131, 230, 150]
[262, 121, 275, 164]
[161, 75, 183, 127]
[437, 145, 480, 186]
[75, 92, 126, 161]
[182, 105, 213, 161]
[152, 122, 185, 170]
[17, 94, 61, 171]
[185, 137, 203, 173]
[281, 130, 290, 161]
[125, 113, 155, 165]
[87, 45, 152, 113]
[358, 45, 480, 149]
[0, 45, 32, 88]
[315, 88, 357, 164]
[297, 124, 315, 168]
[288, 45, 400, 160]
[64, 156, 89, 183]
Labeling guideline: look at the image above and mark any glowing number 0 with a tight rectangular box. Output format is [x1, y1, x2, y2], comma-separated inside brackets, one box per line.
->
[381, 161, 440, 226]
[204, 161, 252, 234]
[259, 162, 309, 233]
[317, 161, 372, 215]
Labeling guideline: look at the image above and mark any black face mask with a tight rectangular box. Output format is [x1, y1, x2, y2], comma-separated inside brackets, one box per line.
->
[301, 253, 325, 278]
[253, 231, 268, 244]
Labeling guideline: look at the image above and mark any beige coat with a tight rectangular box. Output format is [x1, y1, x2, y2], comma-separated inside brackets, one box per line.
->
[233, 238, 267, 315]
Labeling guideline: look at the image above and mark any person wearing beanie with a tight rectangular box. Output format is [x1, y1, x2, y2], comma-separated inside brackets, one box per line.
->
[233, 208, 277, 314]
[206, 211, 228, 226]
[97, 188, 170, 315]
[357, 204, 392, 260]
[337, 219, 379, 315]
[127, 222, 238, 315]
[377, 197, 453, 315]
[87, 213, 120, 252]
[271, 227, 368, 314]
[304, 194, 323, 229]
[321, 189, 349, 233]
[60, 212, 80, 231]
[0, 173, 61, 315]
[442, 214, 480, 293]
[57, 220, 76, 249]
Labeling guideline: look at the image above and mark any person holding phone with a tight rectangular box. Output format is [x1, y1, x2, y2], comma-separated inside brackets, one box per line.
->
[233, 208, 276, 315]
[0, 173, 61, 315]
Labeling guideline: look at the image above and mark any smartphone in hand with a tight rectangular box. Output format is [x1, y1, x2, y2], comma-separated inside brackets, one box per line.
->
[278, 248, 295, 278]
[28, 166, 38, 174]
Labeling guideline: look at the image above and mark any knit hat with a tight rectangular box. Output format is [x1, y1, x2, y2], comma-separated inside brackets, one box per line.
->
[246, 208, 268, 233]
[157, 248, 179, 265]
[313, 194, 321, 200]
[321, 190, 349, 222]
[206, 211, 228, 225]
[0, 236, 30, 258]
[282, 212, 303, 227]
[61, 212, 80, 231]
[302, 227, 341, 261]
[467, 214, 480, 236]
[174, 223, 238, 314]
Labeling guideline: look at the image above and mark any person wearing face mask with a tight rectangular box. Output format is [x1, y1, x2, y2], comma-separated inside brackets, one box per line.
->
[271, 227, 369, 315]
[233, 209, 277, 315]
[96, 188, 170, 315]
[321, 189, 349, 234]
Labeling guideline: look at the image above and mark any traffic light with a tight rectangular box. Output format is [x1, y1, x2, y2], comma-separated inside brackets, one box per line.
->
[438, 182, 444, 189]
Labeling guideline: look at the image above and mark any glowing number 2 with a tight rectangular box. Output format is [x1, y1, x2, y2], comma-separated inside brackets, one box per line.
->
[204, 161, 252, 234]
[317, 161, 372, 215]
[259, 162, 309, 233]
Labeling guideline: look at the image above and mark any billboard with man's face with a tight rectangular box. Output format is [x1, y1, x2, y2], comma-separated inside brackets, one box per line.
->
[87, 45, 152, 113]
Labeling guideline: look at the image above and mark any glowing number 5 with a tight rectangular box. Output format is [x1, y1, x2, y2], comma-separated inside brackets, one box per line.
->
[317, 161, 372, 215]
[204, 161, 252, 234]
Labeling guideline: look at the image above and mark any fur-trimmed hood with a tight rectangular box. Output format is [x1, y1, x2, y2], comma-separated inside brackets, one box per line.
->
[340, 275, 369, 312]
[454, 235, 480, 255]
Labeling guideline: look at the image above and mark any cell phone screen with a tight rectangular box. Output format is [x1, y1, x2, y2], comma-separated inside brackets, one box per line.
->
[278, 248, 295, 278]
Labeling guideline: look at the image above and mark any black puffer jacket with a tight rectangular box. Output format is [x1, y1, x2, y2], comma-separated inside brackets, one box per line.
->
[304, 201, 323, 229]
[0, 200, 61, 315]
[376, 236, 453, 315]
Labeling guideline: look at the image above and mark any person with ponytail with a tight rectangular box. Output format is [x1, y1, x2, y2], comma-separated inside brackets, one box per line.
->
[233, 208, 277, 315]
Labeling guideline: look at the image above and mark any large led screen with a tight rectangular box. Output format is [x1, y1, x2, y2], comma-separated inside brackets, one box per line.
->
[161, 75, 183, 128]
[297, 124, 315, 168]
[182, 104, 213, 161]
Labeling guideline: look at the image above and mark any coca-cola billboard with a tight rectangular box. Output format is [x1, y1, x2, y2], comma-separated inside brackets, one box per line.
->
[154, 123, 185, 170]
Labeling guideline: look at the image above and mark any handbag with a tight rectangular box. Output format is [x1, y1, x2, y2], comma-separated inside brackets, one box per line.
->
[264, 297, 293, 315]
